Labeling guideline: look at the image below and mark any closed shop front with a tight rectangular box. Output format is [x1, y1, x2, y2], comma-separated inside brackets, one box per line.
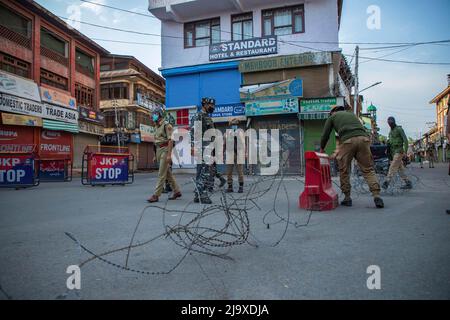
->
[73, 132, 99, 168]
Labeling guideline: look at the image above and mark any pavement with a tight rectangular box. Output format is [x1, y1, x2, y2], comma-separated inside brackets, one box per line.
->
[0, 163, 449, 300]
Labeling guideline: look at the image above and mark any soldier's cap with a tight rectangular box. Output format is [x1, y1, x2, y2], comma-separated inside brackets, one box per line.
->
[201, 97, 215, 105]
[329, 105, 345, 114]
[228, 118, 240, 125]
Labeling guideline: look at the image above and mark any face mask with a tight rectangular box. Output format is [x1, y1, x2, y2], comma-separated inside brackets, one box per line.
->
[207, 106, 215, 113]
[152, 114, 159, 122]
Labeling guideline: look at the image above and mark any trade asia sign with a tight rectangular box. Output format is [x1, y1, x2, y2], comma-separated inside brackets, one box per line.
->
[0, 155, 34, 186]
[245, 99, 299, 117]
[89, 154, 129, 183]
[209, 36, 277, 61]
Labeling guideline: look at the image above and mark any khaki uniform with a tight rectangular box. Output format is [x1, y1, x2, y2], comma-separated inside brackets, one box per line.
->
[154, 122, 179, 197]
[386, 153, 408, 181]
[225, 130, 245, 184]
[386, 125, 409, 183]
[336, 136, 381, 198]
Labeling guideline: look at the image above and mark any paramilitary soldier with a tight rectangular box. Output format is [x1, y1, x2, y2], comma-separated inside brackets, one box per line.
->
[147, 107, 182, 203]
[320, 105, 384, 209]
[191, 97, 216, 204]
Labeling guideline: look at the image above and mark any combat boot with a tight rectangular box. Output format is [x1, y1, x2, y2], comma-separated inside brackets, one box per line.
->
[340, 197, 352, 207]
[219, 176, 226, 188]
[199, 194, 212, 204]
[382, 180, 390, 189]
[374, 197, 384, 208]
[238, 183, 244, 193]
[226, 183, 233, 193]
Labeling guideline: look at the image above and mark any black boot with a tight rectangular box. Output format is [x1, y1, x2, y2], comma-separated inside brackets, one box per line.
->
[219, 176, 226, 188]
[400, 180, 412, 189]
[374, 197, 384, 208]
[382, 180, 389, 189]
[226, 184, 233, 193]
[341, 197, 352, 207]
[238, 183, 243, 193]
[199, 194, 212, 204]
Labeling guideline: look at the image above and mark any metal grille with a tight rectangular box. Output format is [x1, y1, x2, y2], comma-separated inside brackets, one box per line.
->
[0, 24, 31, 49]
[40, 46, 68, 66]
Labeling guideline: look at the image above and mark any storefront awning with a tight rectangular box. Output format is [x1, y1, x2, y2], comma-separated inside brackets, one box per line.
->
[43, 119, 79, 133]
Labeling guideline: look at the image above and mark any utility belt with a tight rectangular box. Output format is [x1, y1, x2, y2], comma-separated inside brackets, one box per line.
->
[156, 142, 169, 149]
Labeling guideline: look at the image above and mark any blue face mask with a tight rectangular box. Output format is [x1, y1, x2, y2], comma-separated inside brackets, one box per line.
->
[152, 114, 159, 122]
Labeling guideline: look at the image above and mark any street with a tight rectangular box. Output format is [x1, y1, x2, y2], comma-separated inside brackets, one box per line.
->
[1, 163, 449, 300]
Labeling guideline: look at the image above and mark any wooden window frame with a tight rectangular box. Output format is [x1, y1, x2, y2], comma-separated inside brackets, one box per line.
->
[0, 52, 31, 78]
[75, 83, 95, 109]
[40, 68, 68, 91]
[231, 12, 253, 41]
[262, 4, 305, 37]
[184, 17, 220, 48]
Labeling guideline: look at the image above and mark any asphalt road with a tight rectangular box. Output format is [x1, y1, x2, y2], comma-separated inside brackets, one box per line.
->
[0, 163, 449, 300]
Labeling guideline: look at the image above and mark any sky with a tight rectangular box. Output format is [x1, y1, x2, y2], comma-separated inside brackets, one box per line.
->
[35, 0, 450, 139]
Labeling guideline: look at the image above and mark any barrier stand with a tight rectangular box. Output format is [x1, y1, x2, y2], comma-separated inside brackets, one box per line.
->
[81, 145, 134, 186]
[39, 158, 73, 182]
[299, 151, 338, 211]
[0, 144, 40, 189]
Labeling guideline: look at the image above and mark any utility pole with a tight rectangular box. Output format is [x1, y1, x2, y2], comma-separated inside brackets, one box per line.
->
[113, 99, 121, 148]
[353, 46, 359, 115]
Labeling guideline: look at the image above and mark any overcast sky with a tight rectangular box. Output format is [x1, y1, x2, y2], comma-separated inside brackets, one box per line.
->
[36, 0, 450, 139]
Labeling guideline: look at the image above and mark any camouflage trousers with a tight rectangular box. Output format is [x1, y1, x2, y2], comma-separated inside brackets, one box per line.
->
[195, 163, 212, 196]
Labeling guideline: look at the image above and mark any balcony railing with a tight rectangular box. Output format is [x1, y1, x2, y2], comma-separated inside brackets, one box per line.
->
[0, 24, 31, 49]
[40, 46, 69, 66]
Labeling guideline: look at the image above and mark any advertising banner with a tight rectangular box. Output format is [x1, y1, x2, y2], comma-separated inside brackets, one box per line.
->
[0, 93, 44, 118]
[0, 71, 41, 102]
[245, 98, 299, 116]
[0, 125, 35, 153]
[139, 124, 155, 142]
[79, 106, 105, 124]
[39, 130, 72, 159]
[240, 79, 303, 102]
[0, 154, 34, 186]
[300, 97, 344, 113]
[39, 159, 66, 181]
[43, 103, 78, 124]
[40, 87, 77, 110]
[210, 36, 277, 61]
[1, 113, 42, 127]
[89, 154, 129, 183]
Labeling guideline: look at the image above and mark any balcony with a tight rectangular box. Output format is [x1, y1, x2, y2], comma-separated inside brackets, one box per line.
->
[148, 0, 303, 21]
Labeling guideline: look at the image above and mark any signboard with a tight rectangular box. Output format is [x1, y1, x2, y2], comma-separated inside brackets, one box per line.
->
[209, 36, 277, 61]
[139, 124, 155, 142]
[43, 103, 78, 124]
[0, 125, 35, 153]
[0, 93, 44, 118]
[39, 130, 72, 159]
[245, 99, 299, 117]
[239, 51, 332, 73]
[300, 97, 344, 113]
[40, 87, 77, 110]
[79, 106, 105, 124]
[0, 154, 34, 186]
[130, 133, 141, 144]
[136, 93, 164, 111]
[100, 133, 130, 145]
[210, 103, 245, 120]
[39, 159, 66, 181]
[78, 120, 104, 136]
[1, 113, 42, 127]
[0, 71, 41, 102]
[240, 79, 303, 102]
[89, 154, 129, 183]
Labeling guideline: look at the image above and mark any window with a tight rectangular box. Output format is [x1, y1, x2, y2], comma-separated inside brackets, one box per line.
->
[40, 28, 67, 57]
[0, 4, 31, 38]
[40, 69, 68, 91]
[100, 64, 111, 71]
[0, 52, 30, 78]
[262, 5, 304, 36]
[75, 83, 94, 108]
[75, 48, 94, 77]
[232, 13, 253, 41]
[114, 61, 128, 70]
[176, 109, 190, 126]
[184, 18, 220, 48]
[100, 83, 129, 100]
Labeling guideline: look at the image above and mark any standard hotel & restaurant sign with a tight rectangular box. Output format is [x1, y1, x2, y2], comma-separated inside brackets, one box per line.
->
[209, 36, 277, 61]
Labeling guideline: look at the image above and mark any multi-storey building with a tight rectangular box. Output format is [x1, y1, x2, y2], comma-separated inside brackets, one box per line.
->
[99, 54, 166, 169]
[148, 0, 352, 174]
[429, 74, 450, 162]
[0, 0, 107, 174]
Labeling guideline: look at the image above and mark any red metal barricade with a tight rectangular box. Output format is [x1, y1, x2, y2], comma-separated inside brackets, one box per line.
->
[38, 158, 73, 182]
[0, 144, 40, 189]
[299, 151, 338, 211]
[81, 145, 134, 186]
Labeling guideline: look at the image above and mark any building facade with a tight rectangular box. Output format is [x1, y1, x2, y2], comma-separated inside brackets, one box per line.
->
[0, 0, 107, 177]
[99, 54, 166, 169]
[429, 74, 450, 162]
[149, 0, 352, 174]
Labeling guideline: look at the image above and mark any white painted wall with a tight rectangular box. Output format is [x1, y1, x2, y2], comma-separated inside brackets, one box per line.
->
[159, 0, 340, 70]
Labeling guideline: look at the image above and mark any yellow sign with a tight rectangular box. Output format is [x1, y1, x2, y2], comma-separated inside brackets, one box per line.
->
[1, 113, 42, 126]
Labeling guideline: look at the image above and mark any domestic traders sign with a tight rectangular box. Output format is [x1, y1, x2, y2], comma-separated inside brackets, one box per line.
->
[209, 36, 277, 61]
[245, 98, 299, 116]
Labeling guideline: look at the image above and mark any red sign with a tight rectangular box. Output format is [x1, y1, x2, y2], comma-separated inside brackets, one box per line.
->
[0, 154, 35, 185]
[39, 130, 72, 159]
[88, 154, 129, 183]
[0, 125, 35, 153]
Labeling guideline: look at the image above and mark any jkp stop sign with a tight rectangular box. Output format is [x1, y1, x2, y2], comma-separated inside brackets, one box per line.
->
[89, 154, 129, 184]
[0, 155, 34, 186]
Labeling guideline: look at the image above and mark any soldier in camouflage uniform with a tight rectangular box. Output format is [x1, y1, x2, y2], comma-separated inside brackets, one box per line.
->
[191, 98, 216, 204]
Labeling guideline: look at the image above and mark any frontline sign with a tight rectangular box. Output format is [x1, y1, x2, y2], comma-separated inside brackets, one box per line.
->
[209, 36, 277, 61]
[0, 155, 34, 186]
